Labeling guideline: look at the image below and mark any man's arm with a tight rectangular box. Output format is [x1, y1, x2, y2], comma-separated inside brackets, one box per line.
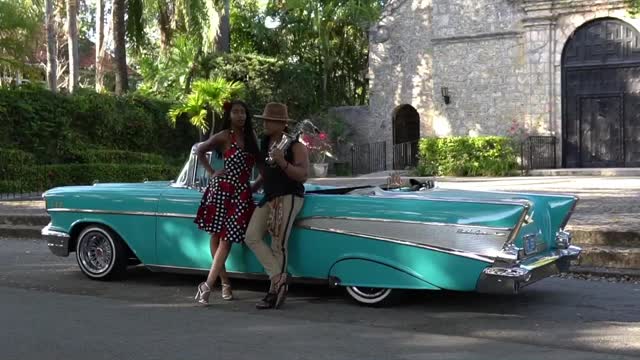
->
[274, 142, 309, 183]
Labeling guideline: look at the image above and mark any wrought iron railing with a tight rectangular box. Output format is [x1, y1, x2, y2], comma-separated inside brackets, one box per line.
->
[393, 140, 419, 170]
[521, 136, 557, 170]
[351, 141, 387, 175]
[0, 163, 47, 201]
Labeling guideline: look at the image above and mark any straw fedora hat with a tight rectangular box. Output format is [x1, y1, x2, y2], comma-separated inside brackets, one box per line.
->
[255, 102, 294, 122]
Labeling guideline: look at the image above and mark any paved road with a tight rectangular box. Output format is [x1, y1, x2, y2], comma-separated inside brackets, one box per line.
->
[1, 238, 640, 359]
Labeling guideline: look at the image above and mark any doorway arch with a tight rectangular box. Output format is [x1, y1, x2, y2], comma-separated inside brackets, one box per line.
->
[562, 18, 640, 167]
[392, 104, 420, 169]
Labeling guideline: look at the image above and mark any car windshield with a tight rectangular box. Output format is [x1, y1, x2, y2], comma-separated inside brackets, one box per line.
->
[172, 143, 223, 188]
[172, 142, 258, 188]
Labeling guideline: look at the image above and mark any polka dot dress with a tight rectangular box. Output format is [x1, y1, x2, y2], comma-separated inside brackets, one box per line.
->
[194, 131, 256, 243]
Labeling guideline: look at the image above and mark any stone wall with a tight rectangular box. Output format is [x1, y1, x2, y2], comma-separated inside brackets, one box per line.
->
[432, 0, 523, 37]
[366, 0, 640, 170]
[368, 0, 434, 168]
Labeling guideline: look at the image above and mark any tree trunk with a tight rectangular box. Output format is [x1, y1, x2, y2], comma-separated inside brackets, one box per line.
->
[113, 0, 128, 95]
[158, 0, 172, 52]
[66, 0, 79, 93]
[184, 47, 203, 95]
[45, 0, 57, 92]
[216, 0, 231, 53]
[95, 0, 105, 91]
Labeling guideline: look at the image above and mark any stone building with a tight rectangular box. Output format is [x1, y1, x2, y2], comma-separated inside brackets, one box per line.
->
[354, 0, 640, 170]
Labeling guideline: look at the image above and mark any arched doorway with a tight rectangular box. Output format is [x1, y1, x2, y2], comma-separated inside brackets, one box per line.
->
[392, 104, 420, 169]
[562, 18, 640, 167]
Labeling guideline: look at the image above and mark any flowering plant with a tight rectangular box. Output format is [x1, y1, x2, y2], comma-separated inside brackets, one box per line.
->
[507, 119, 528, 144]
[301, 131, 333, 163]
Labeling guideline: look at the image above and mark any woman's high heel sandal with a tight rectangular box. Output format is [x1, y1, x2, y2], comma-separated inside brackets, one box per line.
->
[221, 283, 233, 301]
[195, 282, 212, 305]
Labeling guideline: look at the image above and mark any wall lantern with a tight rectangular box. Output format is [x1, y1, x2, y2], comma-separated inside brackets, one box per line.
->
[441, 87, 450, 105]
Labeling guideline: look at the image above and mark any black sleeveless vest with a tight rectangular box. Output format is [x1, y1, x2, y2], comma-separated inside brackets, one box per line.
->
[260, 135, 305, 202]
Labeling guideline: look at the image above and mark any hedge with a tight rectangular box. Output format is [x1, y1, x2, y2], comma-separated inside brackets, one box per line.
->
[0, 86, 199, 164]
[416, 136, 519, 177]
[71, 149, 167, 165]
[0, 163, 181, 193]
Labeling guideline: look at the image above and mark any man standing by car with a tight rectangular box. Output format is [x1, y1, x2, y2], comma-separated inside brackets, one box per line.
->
[246, 102, 309, 310]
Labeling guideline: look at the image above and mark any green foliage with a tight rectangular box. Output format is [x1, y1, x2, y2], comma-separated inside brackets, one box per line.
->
[135, 34, 202, 100]
[0, 0, 42, 76]
[627, 0, 640, 16]
[71, 149, 167, 165]
[203, 53, 318, 119]
[168, 77, 245, 132]
[258, 0, 383, 106]
[0, 87, 199, 163]
[416, 137, 519, 177]
[135, 0, 382, 115]
[0, 163, 181, 193]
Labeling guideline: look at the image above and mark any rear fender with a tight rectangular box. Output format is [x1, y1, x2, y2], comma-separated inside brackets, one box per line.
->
[329, 257, 440, 290]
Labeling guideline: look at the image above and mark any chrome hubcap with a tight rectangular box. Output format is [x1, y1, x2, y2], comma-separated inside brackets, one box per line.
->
[79, 231, 113, 274]
[350, 287, 389, 299]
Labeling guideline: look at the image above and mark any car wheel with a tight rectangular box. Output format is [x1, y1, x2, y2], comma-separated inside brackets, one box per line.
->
[75, 225, 127, 281]
[345, 286, 395, 306]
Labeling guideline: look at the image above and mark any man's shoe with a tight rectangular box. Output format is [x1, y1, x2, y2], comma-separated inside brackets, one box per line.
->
[274, 274, 290, 309]
[256, 293, 277, 310]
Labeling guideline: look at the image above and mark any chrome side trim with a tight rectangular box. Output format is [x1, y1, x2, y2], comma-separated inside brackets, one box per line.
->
[48, 208, 157, 216]
[296, 216, 512, 232]
[506, 201, 531, 244]
[296, 222, 495, 263]
[156, 212, 197, 219]
[47, 208, 197, 219]
[361, 192, 533, 207]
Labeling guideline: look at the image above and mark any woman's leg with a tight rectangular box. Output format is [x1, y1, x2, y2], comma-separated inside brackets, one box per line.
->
[209, 234, 231, 286]
[205, 239, 233, 289]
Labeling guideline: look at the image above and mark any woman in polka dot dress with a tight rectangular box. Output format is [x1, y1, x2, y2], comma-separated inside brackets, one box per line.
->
[193, 100, 260, 306]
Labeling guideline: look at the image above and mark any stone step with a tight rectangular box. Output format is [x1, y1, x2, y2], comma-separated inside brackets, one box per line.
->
[568, 265, 640, 279]
[571, 229, 640, 248]
[0, 214, 50, 227]
[527, 168, 640, 176]
[574, 245, 640, 270]
[0, 224, 42, 239]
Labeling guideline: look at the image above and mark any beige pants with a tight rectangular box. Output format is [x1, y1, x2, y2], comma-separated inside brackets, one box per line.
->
[245, 194, 304, 278]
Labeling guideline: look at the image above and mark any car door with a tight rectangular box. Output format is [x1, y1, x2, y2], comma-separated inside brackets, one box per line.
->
[155, 152, 264, 273]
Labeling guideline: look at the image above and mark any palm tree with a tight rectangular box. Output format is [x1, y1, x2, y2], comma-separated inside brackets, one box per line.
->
[216, 0, 230, 53]
[113, 0, 128, 94]
[169, 78, 245, 139]
[95, 0, 105, 91]
[45, 0, 57, 92]
[66, 0, 79, 92]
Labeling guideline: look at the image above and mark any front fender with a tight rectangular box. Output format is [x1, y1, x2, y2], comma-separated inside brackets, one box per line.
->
[329, 257, 440, 290]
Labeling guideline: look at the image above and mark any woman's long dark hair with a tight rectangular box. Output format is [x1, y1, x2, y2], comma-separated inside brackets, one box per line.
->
[218, 100, 260, 159]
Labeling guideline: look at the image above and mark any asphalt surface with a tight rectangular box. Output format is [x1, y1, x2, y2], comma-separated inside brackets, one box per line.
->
[1, 238, 639, 359]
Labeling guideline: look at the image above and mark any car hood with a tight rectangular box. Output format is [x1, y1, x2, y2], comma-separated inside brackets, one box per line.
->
[43, 181, 174, 197]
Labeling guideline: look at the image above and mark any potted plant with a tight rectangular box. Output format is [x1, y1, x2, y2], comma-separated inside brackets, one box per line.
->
[302, 131, 333, 177]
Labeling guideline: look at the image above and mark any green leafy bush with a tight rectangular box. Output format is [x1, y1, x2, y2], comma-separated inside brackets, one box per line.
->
[71, 149, 166, 165]
[416, 136, 519, 177]
[0, 163, 181, 193]
[0, 87, 199, 163]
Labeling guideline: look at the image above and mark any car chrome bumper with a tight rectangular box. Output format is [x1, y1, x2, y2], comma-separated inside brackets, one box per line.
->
[42, 224, 70, 257]
[476, 245, 581, 294]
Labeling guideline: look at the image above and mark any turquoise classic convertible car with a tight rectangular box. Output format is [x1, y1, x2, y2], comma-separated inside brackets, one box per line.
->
[42, 144, 581, 305]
